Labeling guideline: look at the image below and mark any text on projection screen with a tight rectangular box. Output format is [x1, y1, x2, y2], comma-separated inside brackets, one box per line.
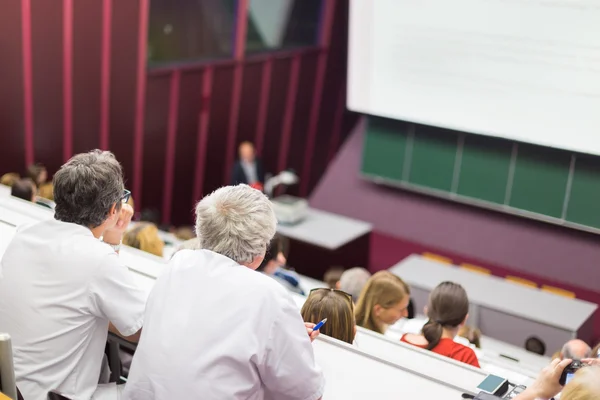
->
[348, 0, 600, 155]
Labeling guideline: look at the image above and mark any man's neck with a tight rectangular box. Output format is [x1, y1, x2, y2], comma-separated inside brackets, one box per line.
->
[90, 225, 105, 239]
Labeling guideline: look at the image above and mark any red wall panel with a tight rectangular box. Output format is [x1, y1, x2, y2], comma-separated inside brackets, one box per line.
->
[287, 52, 318, 197]
[72, 0, 102, 154]
[109, 0, 142, 189]
[261, 58, 291, 178]
[203, 66, 234, 194]
[0, 0, 25, 173]
[141, 74, 170, 217]
[30, 0, 64, 174]
[170, 70, 204, 225]
[236, 62, 263, 145]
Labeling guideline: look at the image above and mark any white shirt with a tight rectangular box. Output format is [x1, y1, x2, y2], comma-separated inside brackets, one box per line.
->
[124, 249, 324, 400]
[0, 219, 146, 400]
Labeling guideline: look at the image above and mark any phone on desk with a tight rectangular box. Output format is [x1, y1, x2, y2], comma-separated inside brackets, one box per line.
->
[477, 375, 508, 395]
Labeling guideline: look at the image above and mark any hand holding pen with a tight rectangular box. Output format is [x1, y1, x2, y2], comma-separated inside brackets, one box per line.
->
[304, 318, 327, 343]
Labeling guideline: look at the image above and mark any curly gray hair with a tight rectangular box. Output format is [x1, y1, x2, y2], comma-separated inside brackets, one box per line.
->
[53, 150, 124, 228]
[195, 185, 277, 264]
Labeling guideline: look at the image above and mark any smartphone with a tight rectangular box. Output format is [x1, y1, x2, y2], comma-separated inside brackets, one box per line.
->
[477, 375, 508, 395]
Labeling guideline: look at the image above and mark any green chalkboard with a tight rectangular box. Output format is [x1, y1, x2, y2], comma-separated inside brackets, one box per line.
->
[457, 135, 513, 204]
[361, 116, 600, 233]
[362, 118, 409, 181]
[408, 126, 458, 192]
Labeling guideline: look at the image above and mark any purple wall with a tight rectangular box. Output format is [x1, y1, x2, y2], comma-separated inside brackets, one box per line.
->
[311, 118, 600, 295]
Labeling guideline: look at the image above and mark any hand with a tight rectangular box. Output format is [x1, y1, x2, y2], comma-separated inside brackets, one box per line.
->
[581, 358, 600, 366]
[305, 322, 319, 342]
[103, 204, 134, 244]
[517, 359, 572, 400]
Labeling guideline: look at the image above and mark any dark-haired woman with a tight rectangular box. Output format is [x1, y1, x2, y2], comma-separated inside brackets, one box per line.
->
[400, 281, 480, 368]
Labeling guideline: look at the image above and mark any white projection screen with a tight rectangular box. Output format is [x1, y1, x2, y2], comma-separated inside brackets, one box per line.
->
[348, 0, 600, 155]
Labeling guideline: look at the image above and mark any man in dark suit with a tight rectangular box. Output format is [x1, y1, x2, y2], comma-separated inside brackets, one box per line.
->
[231, 141, 265, 190]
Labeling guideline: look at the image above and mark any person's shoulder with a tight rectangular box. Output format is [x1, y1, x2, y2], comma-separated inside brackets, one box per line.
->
[449, 340, 480, 366]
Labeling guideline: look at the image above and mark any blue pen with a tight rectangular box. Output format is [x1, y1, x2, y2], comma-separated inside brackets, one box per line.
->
[313, 318, 327, 331]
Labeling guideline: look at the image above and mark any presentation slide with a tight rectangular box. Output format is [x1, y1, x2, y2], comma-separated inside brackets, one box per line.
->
[348, 0, 600, 155]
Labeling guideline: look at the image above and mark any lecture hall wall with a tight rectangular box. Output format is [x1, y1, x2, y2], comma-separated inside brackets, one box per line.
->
[0, 0, 357, 226]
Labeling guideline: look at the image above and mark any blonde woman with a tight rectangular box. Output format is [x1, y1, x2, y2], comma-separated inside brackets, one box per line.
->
[301, 288, 356, 344]
[355, 271, 410, 334]
[123, 223, 164, 257]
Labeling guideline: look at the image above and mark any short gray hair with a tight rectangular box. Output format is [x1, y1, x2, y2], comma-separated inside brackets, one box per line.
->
[195, 185, 277, 264]
[54, 150, 124, 228]
[340, 267, 372, 302]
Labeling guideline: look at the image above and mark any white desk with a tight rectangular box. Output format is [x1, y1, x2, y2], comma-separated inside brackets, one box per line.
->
[314, 335, 471, 399]
[276, 208, 372, 250]
[390, 255, 598, 355]
[0, 185, 10, 198]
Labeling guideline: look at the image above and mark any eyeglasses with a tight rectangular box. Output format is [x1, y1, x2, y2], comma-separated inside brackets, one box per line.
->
[310, 288, 354, 307]
[121, 189, 131, 204]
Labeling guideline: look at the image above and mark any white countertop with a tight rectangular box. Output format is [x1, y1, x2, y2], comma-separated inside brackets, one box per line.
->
[276, 208, 372, 250]
[390, 254, 597, 332]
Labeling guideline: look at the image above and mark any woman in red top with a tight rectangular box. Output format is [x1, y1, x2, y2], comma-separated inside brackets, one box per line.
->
[401, 281, 480, 368]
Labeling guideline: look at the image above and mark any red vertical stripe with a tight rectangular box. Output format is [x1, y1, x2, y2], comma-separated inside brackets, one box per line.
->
[254, 58, 272, 157]
[132, 0, 149, 207]
[62, 0, 74, 161]
[193, 67, 214, 203]
[223, 0, 248, 184]
[161, 71, 181, 224]
[233, 0, 249, 59]
[21, 0, 34, 167]
[300, 0, 336, 196]
[328, 83, 345, 163]
[277, 55, 301, 174]
[99, 0, 112, 150]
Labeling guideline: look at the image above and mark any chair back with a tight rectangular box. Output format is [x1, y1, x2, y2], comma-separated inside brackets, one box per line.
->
[0, 333, 18, 400]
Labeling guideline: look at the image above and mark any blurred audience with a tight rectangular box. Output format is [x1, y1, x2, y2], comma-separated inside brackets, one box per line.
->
[1, 172, 20, 187]
[324, 266, 344, 289]
[26, 163, 47, 187]
[10, 178, 36, 202]
[124, 184, 323, 400]
[0, 150, 145, 400]
[338, 267, 371, 303]
[560, 339, 591, 361]
[257, 234, 304, 295]
[401, 281, 480, 368]
[457, 325, 481, 349]
[231, 141, 265, 190]
[525, 336, 547, 356]
[123, 222, 165, 257]
[302, 288, 356, 345]
[355, 271, 410, 335]
[173, 226, 195, 241]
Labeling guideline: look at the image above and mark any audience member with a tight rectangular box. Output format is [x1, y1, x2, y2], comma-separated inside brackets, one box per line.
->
[231, 141, 265, 190]
[173, 226, 195, 241]
[525, 336, 547, 355]
[0, 172, 20, 187]
[513, 358, 572, 400]
[38, 182, 54, 200]
[257, 234, 304, 295]
[0, 150, 146, 400]
[355, 271, 410, 335]
[324, 266, 344, 289]
[124, 185, 324, 400]
[10, 178, 36, 202]
[123, 222, 164, 257]
[401, 281, 480, 368]
[338, 267, 371, 303]
[26, 163, 47, 187]
[458, 325, 482, 349]
[302, 288, 356, 344]
[561, 339, 592, 361]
